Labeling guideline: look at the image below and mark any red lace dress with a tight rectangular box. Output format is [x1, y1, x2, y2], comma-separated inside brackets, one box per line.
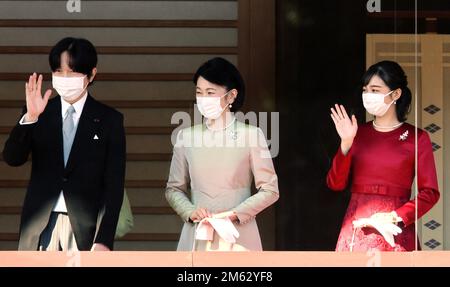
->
[327, 122, 440, 251]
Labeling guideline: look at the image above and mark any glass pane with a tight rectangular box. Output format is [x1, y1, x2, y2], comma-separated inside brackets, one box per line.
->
[276, 0, 448, 253]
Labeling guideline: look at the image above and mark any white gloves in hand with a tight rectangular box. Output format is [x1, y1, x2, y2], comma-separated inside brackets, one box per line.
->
[352, 212, 403, 247]
[195, 211, 240, 244]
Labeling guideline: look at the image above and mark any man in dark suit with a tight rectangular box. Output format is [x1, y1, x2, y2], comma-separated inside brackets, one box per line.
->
[2, 37, 126, 251]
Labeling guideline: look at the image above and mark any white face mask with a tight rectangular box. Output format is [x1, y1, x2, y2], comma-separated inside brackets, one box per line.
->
[196, 91, 230, 119]
[362, 90, 395, 117]
[52, 75, 87, 102]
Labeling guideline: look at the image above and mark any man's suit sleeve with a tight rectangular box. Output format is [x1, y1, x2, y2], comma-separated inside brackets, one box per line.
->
[94, 112, 126, 250]
[2, 106, 35, 167]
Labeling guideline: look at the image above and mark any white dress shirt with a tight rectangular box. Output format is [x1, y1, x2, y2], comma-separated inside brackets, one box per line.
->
[19, 92, 88, 212]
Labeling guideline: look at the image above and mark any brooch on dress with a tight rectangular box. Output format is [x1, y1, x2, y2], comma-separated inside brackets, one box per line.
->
[230, 130, 238, 140]
[399, 130, 409, 141]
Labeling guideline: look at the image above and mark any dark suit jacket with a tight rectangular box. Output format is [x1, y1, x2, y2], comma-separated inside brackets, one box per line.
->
[2, 94, 126, 251]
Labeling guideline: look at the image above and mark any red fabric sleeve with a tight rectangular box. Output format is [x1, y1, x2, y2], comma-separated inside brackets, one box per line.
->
[395, 131, 440, 227]
[326, 146, 353, 192]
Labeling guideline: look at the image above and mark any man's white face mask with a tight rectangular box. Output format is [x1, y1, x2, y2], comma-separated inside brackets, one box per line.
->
[52, 75, 87, 102]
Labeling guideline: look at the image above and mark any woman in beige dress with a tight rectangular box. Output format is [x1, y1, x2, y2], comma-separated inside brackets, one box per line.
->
[165, 57, 279, 251]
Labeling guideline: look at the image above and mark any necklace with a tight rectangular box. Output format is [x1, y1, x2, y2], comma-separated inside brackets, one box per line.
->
[206, 116, 236, 131]
[372, 120, 404, 130]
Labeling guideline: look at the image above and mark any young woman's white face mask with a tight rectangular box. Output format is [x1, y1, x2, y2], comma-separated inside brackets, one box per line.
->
[362, 90, 395, 117]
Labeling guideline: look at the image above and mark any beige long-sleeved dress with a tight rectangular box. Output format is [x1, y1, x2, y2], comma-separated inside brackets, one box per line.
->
[165, 119, 279, 251]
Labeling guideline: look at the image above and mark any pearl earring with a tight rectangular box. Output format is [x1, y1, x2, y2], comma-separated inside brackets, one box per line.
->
[229, 104, 232, 108]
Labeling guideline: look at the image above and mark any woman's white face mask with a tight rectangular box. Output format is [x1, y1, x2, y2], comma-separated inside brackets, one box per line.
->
[362, 90, 395, 117]
[52, 75, 87, 102]
[196, 91, 230, 119]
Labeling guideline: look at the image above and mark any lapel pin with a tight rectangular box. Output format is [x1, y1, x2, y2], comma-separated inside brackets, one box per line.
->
[94, 135, 99, 140]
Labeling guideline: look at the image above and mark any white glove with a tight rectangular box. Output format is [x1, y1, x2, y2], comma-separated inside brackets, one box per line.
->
[195, 212, 240, 244]
[353, 216, 402, 247]
[208, 217, 240, 243]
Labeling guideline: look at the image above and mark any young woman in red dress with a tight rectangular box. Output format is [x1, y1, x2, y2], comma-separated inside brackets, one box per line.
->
[328, 61, 440, 251]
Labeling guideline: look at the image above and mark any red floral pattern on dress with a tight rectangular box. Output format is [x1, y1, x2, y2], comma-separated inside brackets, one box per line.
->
[335, 193, 416, 251]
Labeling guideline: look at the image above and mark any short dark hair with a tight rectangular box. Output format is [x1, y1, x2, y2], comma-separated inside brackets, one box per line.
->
[49, 37, 98, 80]
[193, 57, 245, 112]
[362, 60, 412, 122]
